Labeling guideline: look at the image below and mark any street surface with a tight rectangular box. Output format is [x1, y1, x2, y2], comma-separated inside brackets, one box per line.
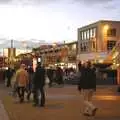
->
[0, 84, 120, 120]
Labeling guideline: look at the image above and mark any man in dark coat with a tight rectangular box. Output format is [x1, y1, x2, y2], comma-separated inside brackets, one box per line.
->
[78, 61, 97, 116]
[32, 63, 45, 107]
[6, 67, 14, 87]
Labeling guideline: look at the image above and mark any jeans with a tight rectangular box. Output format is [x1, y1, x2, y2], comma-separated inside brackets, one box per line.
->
[33, 87, 45, 106]
[82, 89, 96, 114]
[17, 87, 25, 102]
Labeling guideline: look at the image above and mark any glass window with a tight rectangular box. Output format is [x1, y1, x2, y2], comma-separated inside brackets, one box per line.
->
[82, 32, 84, 40]
[107, 28, 116, 37]
[87, 30, 89, 39]
[107, 40, 116, 50]
[93, 28, 96, 37]
[90, 29, 92, 38]
[80, 43, 83, 51]
[84, 31, 87, 40]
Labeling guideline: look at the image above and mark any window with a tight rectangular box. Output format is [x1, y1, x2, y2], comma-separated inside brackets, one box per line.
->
[80, 43, 83, 51]
[81, 32, 84, 40]
[93, 28, 96, 37]
[84, 31, 87, 40]
[90, 29, 93, 38]
[107, 40, 116, 50]
[92, 41, 96, 51]
[87, 30, 89, 39]
[90, 28, 96, 38]
[80, 42, 88, 52]
[107, 28, 116, 37]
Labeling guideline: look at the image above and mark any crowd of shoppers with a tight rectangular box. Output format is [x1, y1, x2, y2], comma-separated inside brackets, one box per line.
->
[4, 61, 98, 116]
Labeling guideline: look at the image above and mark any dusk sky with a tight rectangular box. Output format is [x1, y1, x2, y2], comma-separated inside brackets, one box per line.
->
[0, 0, 119, 43]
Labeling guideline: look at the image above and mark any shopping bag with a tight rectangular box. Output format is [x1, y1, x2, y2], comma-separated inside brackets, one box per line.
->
[45, 76, 50, 84]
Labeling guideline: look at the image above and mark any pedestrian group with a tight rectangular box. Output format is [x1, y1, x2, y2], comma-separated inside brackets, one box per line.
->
[5, 61, 97, 116]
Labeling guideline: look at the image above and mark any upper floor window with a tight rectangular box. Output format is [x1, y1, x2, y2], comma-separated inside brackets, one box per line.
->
[84, 31, 87, 40]
[87, 30, 89, 39]
[93, 28, 96, 37]
[81, 32, 84, 40]
[90, 29, 93, 38]
[107, 28, 116, 37]
[90, 28, 96, 38]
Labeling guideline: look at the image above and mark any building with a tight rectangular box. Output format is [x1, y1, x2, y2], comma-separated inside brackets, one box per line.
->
[32, 41, 77, 68]
[77, 20, 120, 63]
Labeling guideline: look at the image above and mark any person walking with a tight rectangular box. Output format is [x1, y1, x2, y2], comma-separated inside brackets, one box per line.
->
[47, 67, 54, 87]
[26, 66, 34, 101]
[6, 67, 14, 87]
[78, 61, 97, 116]
[16, 64, 29, 103]
[56, 67, 64, 85]
[32, 62, 46, 107]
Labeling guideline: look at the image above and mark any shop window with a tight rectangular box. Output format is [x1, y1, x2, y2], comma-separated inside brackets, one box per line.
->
[107, 40, 116, 50]
[92, 41, 96, 51]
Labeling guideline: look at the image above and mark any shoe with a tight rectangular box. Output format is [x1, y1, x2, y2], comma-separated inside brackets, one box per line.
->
[91, 108, 98, 116]
[83, 113, 91, 116]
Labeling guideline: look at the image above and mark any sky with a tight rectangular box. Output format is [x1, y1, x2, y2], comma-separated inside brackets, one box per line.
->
[0, 0, 119, 44]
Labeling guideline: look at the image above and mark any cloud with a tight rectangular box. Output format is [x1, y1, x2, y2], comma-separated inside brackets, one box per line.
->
[75, 0, 114, 5]
[0, 0, 115, 6]
[73, 0, 118, 12]
[0, 0, 11, 4]
[0, 0, 58, 5]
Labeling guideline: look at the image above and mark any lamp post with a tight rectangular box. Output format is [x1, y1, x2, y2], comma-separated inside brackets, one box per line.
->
[10, 39, 14, 68]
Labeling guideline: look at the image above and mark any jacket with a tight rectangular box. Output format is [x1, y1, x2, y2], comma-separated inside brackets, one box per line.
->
[16, 68, 29, 87]
[79, 67, 96, 90]
[33, 66, 45, 88]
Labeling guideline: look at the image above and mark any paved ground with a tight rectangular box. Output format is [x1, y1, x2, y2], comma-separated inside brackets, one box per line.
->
[0, 84, 120, 120]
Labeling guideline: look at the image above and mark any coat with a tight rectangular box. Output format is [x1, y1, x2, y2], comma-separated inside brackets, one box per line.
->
[33, 66, 45, 89]
[16, 68, 29, 87]
[79, 67, 96, 90]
